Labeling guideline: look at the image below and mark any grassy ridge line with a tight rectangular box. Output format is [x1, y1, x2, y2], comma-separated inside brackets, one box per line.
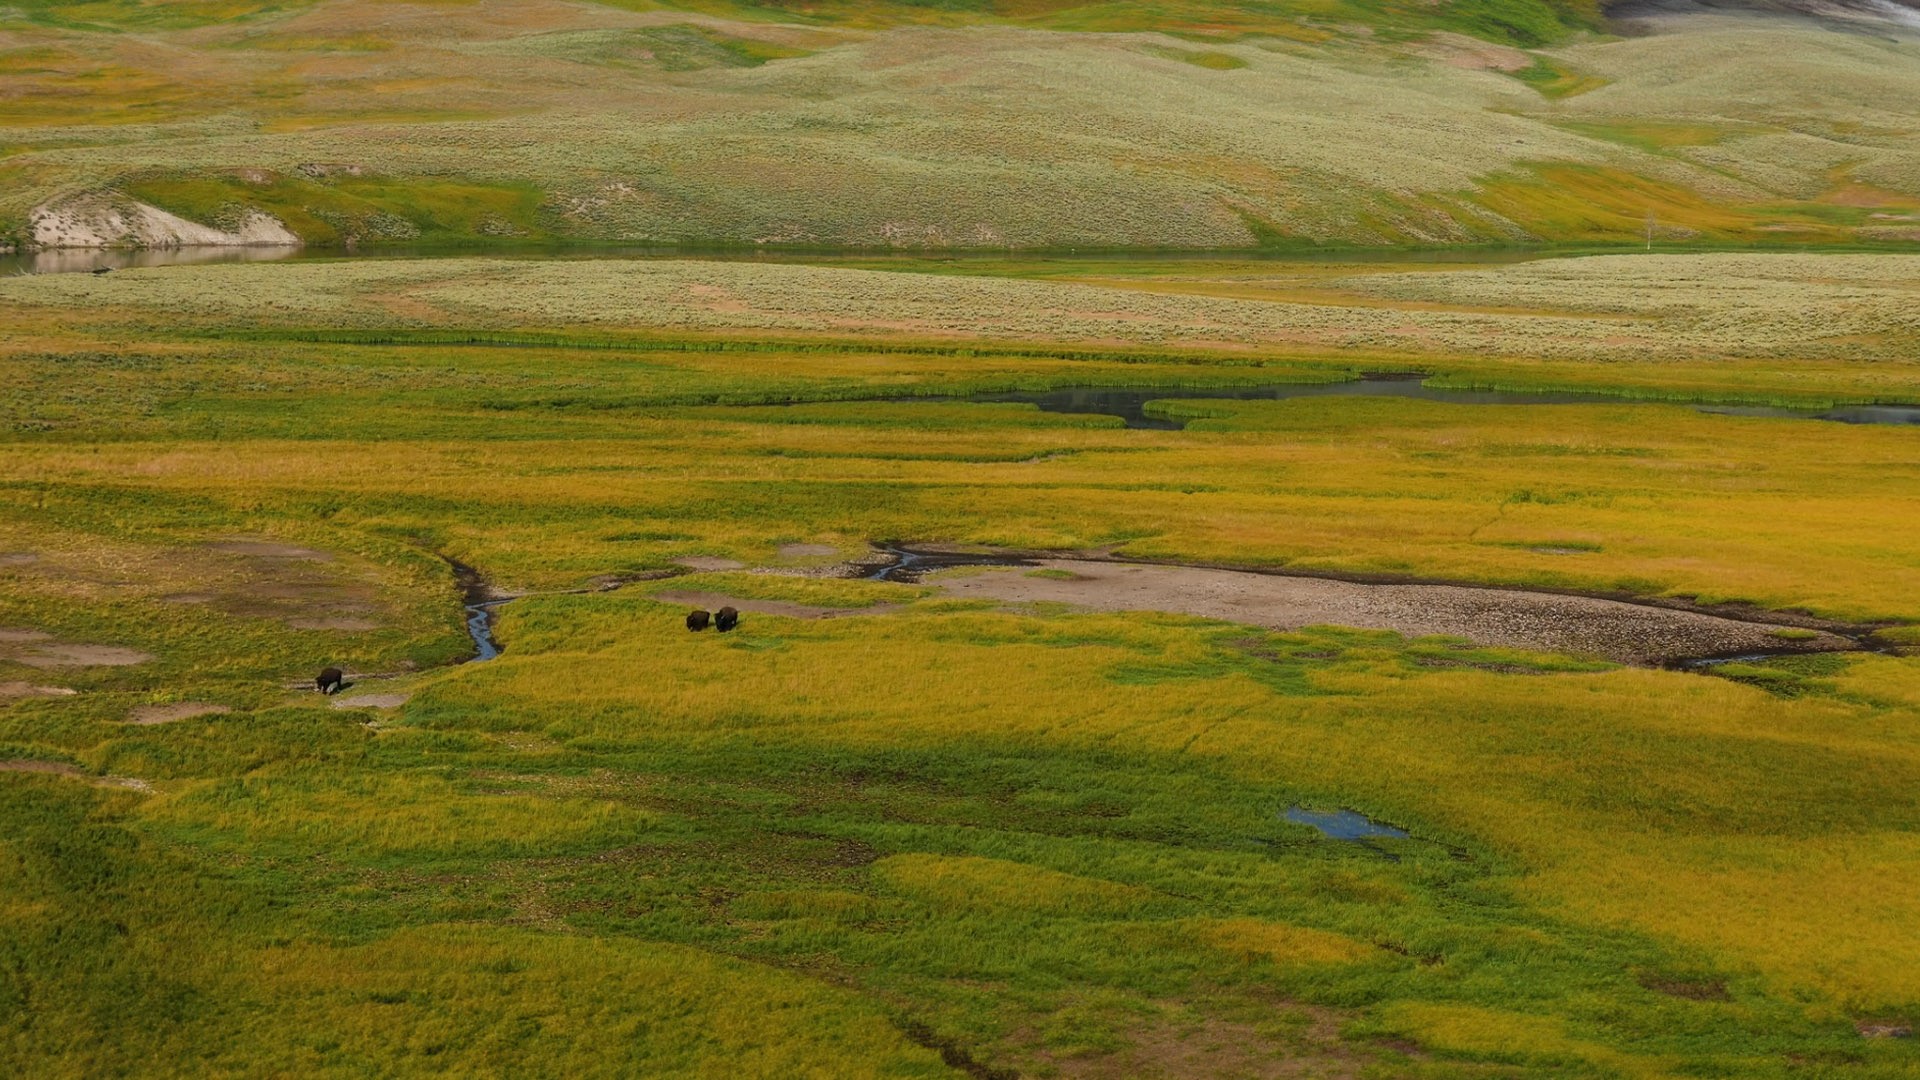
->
[16, 16, 1918, 251]
[200, 328, 1916, 410]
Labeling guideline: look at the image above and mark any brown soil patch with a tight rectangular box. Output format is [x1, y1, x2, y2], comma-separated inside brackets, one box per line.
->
[674, 556, 747, 571]
[0, 681, 76, 699]
[206, 539, 333, 561]
[1857, 1021, 1914, 1039]
[778, 543, 840, 557]
[4, 535, 392, 632]
[1033, 1010, 1365, 1079]
[127, 701, 231, 724]
[652, 590, 901, 620]
[10, 641, 154, 668]
[1413, 33, 1531, 71]
[1638, 974, 1730, 1001]
[332, 692, 411, 709]
[0, 628, 51, 643]
[927, 560, 1856, 665]
[0, 758, 79, 776]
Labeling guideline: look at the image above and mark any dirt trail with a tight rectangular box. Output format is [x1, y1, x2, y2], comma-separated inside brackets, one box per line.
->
[923, 559, 1859, 666]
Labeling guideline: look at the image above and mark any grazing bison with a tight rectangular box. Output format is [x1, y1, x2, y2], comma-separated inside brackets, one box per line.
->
[686, 609, 711, 632]
[714, 606, 739, 633]
[316, 666, 345, 694]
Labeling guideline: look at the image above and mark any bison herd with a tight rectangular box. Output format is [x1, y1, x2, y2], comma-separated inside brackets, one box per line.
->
[687, 605, 739, 633]
[318, 602, 741, 693]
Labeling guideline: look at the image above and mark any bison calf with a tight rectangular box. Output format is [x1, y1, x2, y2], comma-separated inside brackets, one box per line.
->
[686, 609, 711, 632]
[714, 606, 739, 633]
[316, 667, 345, 694]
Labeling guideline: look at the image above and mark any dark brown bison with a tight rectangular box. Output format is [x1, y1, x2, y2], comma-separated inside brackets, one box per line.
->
[714, 606, 739, 633]
[316, 666, 345, 694]
[686, 609, 711, 632]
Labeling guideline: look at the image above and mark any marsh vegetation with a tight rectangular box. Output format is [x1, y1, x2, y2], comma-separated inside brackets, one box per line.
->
[1, 247, 1917, 1076]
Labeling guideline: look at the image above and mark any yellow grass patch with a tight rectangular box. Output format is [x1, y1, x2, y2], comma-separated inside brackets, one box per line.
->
[1188, 917, 1376, 968]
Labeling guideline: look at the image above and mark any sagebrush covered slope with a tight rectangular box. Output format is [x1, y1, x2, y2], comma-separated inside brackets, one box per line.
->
[4, 0, 1920, 249]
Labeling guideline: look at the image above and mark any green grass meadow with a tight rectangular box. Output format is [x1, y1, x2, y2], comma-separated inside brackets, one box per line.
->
[1, 255, 1918, 1076]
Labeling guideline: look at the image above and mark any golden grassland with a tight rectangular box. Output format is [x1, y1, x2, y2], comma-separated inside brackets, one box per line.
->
[6, 0, 1920, 248]
[11, 251, 1920, 372]
[2, 255, 1920, 1075]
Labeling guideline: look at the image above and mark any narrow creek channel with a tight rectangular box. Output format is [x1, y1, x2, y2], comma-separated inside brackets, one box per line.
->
[449, 561, 508, 661]
[938, 377, 1920, 430]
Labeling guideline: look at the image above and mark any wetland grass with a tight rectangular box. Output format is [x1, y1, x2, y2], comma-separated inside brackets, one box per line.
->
[0, 260, 1917, 1075]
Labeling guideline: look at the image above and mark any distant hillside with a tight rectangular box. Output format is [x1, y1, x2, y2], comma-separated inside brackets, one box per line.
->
[4, 0, 1919, 251]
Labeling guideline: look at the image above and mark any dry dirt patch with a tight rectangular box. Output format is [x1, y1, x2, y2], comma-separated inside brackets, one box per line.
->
[777, 543, 840, 557]
[1029, 1008, 1366, 1079]
[332, 692, 411, 709]
[0, 629, 153, 668]
[16, 643, 155, 667]
[0, 681, 76, 699]
[674, 556, 748, 571]
[2, 534, 393, 632]
[926, 561, 1855, 665]
[205, 540, 332, 561]
[126, 702, 230, 724]
[652, 590, 901, 620]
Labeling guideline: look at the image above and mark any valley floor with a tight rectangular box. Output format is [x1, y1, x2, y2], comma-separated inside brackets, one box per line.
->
[1, 251, 1918, 1077]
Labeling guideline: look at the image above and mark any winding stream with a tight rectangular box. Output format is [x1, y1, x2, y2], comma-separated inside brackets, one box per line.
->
[449, 561, 508, 661]
[945, 378, 1920, 430]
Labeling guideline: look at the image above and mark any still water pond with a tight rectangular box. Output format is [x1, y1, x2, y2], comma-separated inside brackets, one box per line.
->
[1283, 806, 1410, 841]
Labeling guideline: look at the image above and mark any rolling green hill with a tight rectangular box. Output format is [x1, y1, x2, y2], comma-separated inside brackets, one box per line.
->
[6, 0, 1920, 251]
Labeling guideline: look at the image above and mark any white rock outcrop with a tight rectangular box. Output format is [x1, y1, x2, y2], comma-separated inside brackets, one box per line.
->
[28, 194, 300, 250]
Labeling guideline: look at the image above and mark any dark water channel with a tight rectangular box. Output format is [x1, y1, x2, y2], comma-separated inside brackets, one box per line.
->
[449, 561, 507, 661]
[464, 601, 505, 661]
[948, 377, 1920, 430]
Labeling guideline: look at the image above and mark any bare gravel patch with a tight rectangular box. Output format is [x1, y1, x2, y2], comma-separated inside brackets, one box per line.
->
[926, 560, 1858, 665]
